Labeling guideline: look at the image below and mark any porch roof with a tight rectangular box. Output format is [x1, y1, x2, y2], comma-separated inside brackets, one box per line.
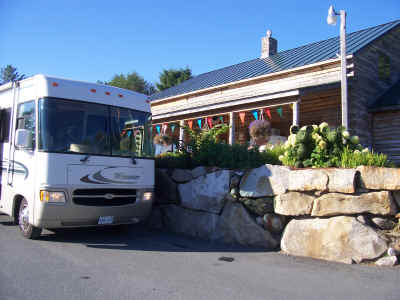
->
[149, 20, 399, 102]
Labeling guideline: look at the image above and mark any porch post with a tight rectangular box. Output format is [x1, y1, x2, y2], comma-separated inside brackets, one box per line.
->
[293, 100, 300, 126]
[179, 120, 185, 143]
[229, 112, 235, 145]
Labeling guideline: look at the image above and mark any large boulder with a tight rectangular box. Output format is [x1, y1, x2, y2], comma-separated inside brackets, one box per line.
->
[191, 166, 207, 179]
[274, 192, 316, 216]
[311, 191, 397, 217]
[211, 202, 278, 249]
[281, 216, 388, 264]
[357, 166, 400, 190]
[155, 169, 180, 204]
[239, 164, 290, 197]
[171, 168, 193, 183]
[178, 170, 230, 214]
[324, 168, 357, 194]
[239, 197, 274, 216]
[162, 205, 219, 239]
[288, 169, 328, 192]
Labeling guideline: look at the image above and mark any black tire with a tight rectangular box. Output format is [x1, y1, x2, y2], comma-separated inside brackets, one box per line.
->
[18, 197, 42, 239]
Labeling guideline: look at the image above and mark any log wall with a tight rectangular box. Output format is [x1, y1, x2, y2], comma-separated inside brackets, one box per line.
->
[350, 25, 400, 147]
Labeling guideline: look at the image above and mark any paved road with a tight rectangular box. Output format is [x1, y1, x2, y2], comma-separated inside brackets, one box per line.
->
[1, 214, 399, 300]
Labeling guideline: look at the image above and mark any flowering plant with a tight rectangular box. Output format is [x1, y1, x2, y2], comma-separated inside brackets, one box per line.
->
[280, 123, 364, 168]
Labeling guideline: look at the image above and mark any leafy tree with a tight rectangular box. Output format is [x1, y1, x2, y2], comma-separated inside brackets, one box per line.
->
[156, 67, 192, 91]
[104, 72, 155, 95]
[1, 65, 26, 84]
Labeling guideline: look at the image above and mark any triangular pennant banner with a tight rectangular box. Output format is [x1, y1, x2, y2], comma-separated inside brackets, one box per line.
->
[265, 108, 272, 120]
[197, 118, 202, 129]
[290, 104, 293, 110]
[162, 123, 168, 134]
[207, 117, 213, 128]
[252, 110, 258, 120]
[171, 124, 176, 133]
[156, 125, 161, 134]
[239, 112, 246, 126]
[277, 107, 283, 118]
[219, 116, 224, 122]
[188, 120, 193, 129]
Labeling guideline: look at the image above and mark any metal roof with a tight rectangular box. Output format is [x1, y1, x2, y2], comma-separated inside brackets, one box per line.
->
[150, 20, 400, 101]
[369, 80, 400, 112]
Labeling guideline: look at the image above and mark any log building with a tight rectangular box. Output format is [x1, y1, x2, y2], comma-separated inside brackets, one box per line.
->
[149, 20, 400, 163]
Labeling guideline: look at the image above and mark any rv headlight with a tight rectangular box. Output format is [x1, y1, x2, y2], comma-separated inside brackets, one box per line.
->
[142, 192, 153, 201]
[40, 191, 66, 204]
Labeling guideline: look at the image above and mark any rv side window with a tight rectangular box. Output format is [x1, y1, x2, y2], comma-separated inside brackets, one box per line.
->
[16, 101, 36, 149]
[0, 108, 11, 143]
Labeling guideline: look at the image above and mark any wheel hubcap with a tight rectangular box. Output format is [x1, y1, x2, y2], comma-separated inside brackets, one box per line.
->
[19, 203, 29, 232]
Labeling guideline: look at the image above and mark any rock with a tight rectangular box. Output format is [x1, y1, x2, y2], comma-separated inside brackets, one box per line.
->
[274, 192, 316, 216]
[178, 170, 230, 214]
[392, 191, 400, 209]
[171, 169, 193, 183]
[357, 166, 400, 190]
[311, 191, 397, 217]
[375, 256, 398, 267]
[324, 168, 356, 194]
[239, 164, 290, 197]
[211, 202, 278, 249]
[191, 166, 207, 179]
[262, 213, 286, 233]
[288, 169, 328, 192]
[155, 169, 180, 204]
[239, 197, 274, 216]
[230, 174, 241, 189]
[162, 205, 219, 239]
[281, 216, 388, 264]
[371, 217, 396, 230]
[356, 215, 368, 224]
[145, 206, 164, 230]
[387, 247, 400, 256]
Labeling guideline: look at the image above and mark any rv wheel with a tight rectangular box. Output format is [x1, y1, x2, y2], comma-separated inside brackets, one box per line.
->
[18, 198, 42, 239]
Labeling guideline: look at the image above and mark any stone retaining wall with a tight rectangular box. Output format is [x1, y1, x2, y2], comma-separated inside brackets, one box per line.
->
[152, 165, 400, 265]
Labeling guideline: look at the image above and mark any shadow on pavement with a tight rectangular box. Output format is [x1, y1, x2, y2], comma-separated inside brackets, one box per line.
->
[38, 225, 270, 253]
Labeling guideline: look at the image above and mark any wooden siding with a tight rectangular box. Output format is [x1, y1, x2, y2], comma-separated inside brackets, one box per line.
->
[350, 25, 400, 147]
[151, 62, 343, 119]
[372, 111, 400, 164]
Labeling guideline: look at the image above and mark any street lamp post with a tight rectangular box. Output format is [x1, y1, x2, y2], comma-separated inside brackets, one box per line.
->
[327, 5, 348, 129]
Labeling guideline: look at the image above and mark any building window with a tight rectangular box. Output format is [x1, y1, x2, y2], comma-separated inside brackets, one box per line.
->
[378, 53, 390, 81]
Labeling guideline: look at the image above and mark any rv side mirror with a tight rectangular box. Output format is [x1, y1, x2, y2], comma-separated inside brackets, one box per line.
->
[15, 129, 33, 149]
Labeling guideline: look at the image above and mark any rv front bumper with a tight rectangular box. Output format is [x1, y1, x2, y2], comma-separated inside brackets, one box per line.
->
[34, 187, 153, 228]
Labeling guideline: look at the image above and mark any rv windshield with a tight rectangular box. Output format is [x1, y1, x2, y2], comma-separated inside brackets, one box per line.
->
[38, 97, 153, 158]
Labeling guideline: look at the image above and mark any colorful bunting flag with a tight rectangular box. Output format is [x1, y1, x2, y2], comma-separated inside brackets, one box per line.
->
[197, 118, 202, 129]
[155, 125, 161, 134]
[162, 123, 168, 134]
[207, 117, 213, 128]
[290, 104, 293, 110]
[239, 112, 246, 126]
[188, 120, 193, 129]
[265, 108, 272, 120]
[219, 116, 224, 122]
[277, 107, 283, 118]
[171, 124, 176, 133]
[252, 110, 258, 120]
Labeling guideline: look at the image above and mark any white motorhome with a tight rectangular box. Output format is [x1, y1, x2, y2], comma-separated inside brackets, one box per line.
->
[0, 75, 154, 239]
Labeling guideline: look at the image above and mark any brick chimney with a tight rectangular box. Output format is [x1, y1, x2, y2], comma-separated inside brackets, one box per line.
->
[261, 30, 277, 58]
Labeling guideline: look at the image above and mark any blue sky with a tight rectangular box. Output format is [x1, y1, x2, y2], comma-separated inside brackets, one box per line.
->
[1, 0, 399, 86]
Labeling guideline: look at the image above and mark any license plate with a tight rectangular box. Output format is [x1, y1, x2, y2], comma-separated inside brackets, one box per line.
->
[98, 216, 114, 225]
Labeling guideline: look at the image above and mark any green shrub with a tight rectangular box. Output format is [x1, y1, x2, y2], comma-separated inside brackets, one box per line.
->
[279, 122, 395, 168]
[339, 147, 394, 168]
[155, 124, 282, 169]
